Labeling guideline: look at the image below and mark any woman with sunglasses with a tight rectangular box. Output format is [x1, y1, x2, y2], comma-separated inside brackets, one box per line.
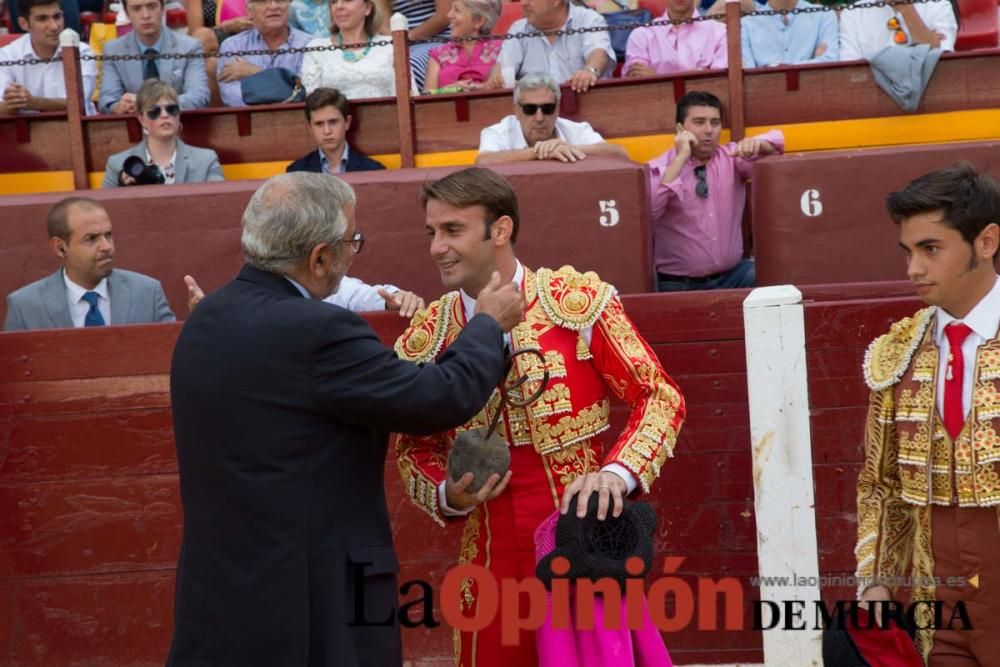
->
[103, 80, 224, 188]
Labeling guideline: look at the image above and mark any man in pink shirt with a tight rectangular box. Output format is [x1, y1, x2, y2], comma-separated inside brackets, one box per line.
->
[623, 0, 727, 77]
[648, 91, 783, 291]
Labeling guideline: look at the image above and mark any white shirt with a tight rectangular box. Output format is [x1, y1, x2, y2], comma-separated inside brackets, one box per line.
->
[839, 0, 957, 61]
[439, 260, 635, 516]
[0, 34, 97, 115]
[478, 115, 605, 154]
[300, 38, 417, 100]
[324, 275, 399, 312]
[64, 270, 111, 327]
[934, 275, 1000, 420]
[499, 4, 615, 83]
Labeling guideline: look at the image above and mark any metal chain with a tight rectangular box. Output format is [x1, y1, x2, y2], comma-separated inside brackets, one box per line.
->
[0, 0, 948, 68]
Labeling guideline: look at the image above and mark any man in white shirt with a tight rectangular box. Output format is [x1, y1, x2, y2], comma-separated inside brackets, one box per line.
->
[4, 197, 174, 330]
[839, 0, 957, 61]
[490, 0, 614, 93]
[855, 164, 1000, 664]
[0, 0, 96, 115]
[476, 72, 627, 164]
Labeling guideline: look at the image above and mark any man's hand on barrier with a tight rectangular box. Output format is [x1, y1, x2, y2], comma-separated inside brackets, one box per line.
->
[560, 470, 627, 521]
[567, 67, 598, 93]
[379, 288, 424, 318]
[474, 271, 525, 332]
[113, 93, 137, 115]
[626, 62, 655, 78]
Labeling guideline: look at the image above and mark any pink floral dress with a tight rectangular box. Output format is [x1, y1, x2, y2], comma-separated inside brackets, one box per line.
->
[428, 38, 502, 87]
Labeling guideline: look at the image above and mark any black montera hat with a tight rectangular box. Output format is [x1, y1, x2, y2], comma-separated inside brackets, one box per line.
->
[536, 494, 657, 592]
[822, 606, 923, 667]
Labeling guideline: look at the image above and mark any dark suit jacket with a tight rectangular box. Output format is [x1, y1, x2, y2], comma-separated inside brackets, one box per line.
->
[167, 265, 504, 667]
[286, 145, 386, 174]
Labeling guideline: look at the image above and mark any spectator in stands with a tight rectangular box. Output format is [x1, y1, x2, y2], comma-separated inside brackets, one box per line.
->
[839, 0, 957, 61]
[289, 0, 331, 36]
[6, 0, 80, 34]
[488, 0, 614, 93]
[3, 197, 175, 331]
[188, 0, 255, 105]
[286, 88, 386, 172]
[623, 0, 727, 78]
[648, 90, 783, 291]
[216, 0, 312, 107]
[423, 0, 503, 93]
[741, 0, 838, 66]
[0, 0, 97, 115]
[476, 72, 627, 164]
[393, 0, 451, 90]
[99, 0, 210, 114]
[301, 0, 415, 99]
[102, 80, 224, 187]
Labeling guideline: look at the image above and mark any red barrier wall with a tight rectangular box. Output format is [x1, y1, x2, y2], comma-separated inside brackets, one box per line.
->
[752, 140, 1000, 286]
[0, 282, 924, 665]
[0, 158, 652, 326]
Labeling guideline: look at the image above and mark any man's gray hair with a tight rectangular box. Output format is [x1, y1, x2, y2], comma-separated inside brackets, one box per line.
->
[241, 172, 356, 274]
[463, 0, 501, 33]
[513, 72, 561, 105]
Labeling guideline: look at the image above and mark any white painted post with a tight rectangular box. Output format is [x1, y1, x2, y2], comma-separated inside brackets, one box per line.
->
[743, 285, 822, 667]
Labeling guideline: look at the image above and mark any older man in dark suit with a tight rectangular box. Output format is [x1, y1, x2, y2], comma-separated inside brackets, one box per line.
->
[167, 172, 522, 666]
[3, 196, 174, 330]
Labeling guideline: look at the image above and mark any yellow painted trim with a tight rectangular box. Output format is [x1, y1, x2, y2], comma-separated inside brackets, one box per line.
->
[7, 109, 1000, 196]
[0, 172, 75, 196]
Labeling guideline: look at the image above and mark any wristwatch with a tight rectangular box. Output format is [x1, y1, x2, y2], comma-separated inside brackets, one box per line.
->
[584, 65, 600, 77]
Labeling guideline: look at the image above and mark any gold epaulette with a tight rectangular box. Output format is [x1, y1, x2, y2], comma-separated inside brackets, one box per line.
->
[863, 306, 935, 391]
[395, 292, 460, 363]
[535, 265, 616, 331]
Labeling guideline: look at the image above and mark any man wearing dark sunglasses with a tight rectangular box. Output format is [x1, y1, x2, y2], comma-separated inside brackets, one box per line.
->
[476, 72, 627, 165]
[648, 90, 783, 292]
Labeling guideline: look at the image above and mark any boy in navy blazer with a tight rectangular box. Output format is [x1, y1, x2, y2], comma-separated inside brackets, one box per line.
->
[286, 88, 385, 174]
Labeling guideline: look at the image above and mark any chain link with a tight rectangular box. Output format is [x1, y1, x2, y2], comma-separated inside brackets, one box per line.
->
[0, 0, 947, 68]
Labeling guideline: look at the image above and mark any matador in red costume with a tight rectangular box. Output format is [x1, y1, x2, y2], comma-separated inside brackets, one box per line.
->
[394, 168, 686, 666]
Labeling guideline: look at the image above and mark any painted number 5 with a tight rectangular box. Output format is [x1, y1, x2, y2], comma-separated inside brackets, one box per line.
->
[599, 200, 619, 227]
[800, 189, 823, 217]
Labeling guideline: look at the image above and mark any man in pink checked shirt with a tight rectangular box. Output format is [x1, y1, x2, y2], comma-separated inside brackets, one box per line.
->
[648, 90, 783, 291]
[623, 0, 727, 78]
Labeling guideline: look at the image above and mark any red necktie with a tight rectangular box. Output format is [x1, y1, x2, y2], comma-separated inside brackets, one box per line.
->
[943, 322, 973, 440]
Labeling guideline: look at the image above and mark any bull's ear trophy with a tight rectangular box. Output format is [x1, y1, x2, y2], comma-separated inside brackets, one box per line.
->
[447, 348, 549, 493]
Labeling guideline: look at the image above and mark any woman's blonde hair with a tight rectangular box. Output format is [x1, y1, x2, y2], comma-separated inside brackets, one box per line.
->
[137, 79, 179, 112]
[330, 0, 384, 39]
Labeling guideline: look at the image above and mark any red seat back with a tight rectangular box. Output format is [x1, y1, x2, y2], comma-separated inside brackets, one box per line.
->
[0, 33, 19, 47]
[492, 1, 524, 34]
[955, 0, 999, 50]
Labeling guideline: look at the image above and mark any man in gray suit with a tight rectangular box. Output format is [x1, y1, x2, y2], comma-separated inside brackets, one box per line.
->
[99, 0, 210, 114]
[4, 197, 175, 331]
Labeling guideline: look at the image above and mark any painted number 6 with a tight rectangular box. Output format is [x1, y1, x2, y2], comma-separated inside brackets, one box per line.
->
[800, 189, 823, 217]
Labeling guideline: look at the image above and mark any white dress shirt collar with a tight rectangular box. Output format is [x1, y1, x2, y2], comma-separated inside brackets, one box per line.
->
[63, 268, 110, 327]
[934, 274, 1000, 344]
[459, 259, 524, 321]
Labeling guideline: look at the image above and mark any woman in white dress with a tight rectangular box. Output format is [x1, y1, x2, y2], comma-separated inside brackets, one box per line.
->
[301, 0, 409, 99]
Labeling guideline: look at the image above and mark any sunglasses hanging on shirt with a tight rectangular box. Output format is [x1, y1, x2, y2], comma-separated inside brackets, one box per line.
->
[694, 165, 709, 198]
[887, 16, 908, 45]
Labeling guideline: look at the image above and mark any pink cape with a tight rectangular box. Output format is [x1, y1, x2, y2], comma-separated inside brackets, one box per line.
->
[533, 511, 674, 667]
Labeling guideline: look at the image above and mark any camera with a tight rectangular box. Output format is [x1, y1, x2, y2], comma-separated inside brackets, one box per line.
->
[121, 155, 166, 186]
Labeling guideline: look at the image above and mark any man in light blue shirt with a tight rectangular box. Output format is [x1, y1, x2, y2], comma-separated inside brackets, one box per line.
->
[741, 0, 839, 67]
[216, 0, 312, 107]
